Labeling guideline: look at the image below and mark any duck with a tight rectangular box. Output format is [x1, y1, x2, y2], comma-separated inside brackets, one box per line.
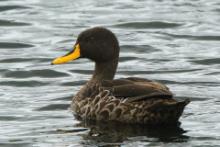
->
[52, 27, 190, 125]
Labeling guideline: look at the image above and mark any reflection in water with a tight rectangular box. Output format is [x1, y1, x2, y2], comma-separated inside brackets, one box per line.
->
[75, 121, 189, 146]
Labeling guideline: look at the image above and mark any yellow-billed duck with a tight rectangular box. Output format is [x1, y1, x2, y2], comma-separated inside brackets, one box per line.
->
[52, 27, 190, 125]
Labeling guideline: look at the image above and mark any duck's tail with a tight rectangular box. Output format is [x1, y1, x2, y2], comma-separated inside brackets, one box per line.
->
[147, 99, 190, 125]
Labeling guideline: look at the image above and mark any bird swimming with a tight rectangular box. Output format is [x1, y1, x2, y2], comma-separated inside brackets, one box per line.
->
[52, 27, 190, 125]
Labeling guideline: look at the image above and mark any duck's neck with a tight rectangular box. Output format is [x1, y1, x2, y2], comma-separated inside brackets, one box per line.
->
[75, 58, 118, 100]
[91, 58, 118, 82]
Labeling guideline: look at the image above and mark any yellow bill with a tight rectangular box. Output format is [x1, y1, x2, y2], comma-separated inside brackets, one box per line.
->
[52, 44, 81, 65]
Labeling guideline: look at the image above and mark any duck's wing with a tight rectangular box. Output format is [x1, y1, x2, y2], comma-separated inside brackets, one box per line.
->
[101, 77, 173, 102]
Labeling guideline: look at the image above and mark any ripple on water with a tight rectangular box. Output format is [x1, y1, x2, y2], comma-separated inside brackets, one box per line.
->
[60, 80, 87, 87]
[36, 104, 70, 111]
[70, 69, 93, 75]
[0, 116, 22, 121]
[120, 45, 160, 53]
[118, 68, 203, 75]
[119, 56, 141, 62]
[0, 42, 34, 49]
[112, 21, 182, 29]
[0, 19, 30, 26]
[176, 96, 210, 102]
[0, 143, 31, 147]
[3, 69, 69, 78]
[205, 71, 220, 75]
[0, 5, 30, 12]
[52, 95, 73, 101]
[163, 33, 220, 41]
[0, 80, 48, 87]
[190, 58, 220, 65]
[157, 79, 220, 86]
[0, 58, 51, 63]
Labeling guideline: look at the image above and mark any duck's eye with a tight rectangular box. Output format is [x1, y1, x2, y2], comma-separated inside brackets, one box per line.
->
[81, 37, 90, 42]
[84, 37, 94, 42]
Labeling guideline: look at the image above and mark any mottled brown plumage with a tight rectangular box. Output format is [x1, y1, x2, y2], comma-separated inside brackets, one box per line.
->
[72, 78, 189, 125]
[58, 27, 190, 125]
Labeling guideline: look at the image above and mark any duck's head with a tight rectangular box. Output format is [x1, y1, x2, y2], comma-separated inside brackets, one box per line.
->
[52, 27, 120, 65]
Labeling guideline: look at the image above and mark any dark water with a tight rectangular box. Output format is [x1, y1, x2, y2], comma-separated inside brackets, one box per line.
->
[0, 0, 220, 146]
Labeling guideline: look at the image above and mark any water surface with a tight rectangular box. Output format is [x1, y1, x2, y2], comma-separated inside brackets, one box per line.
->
[0, 0, 220, 146]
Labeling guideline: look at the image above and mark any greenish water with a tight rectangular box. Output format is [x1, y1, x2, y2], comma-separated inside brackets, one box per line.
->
[0, 0, 220, 146]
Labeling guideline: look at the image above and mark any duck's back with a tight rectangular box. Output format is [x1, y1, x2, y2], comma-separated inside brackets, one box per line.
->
[71, 77, 189, 125]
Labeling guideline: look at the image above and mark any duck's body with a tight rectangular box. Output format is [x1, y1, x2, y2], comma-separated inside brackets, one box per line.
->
[72, 77, 189, 125]
[52, 27, 189, 125]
